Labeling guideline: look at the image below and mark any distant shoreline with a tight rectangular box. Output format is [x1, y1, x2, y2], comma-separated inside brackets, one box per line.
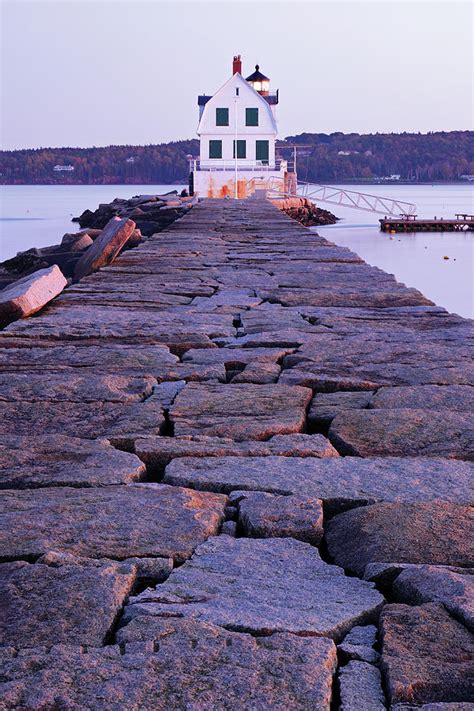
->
[2, 132, 470, 186]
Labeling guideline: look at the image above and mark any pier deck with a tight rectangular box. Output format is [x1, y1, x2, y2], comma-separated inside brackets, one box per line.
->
[0, 198, 473, 709]
[380, 214, 474, 232]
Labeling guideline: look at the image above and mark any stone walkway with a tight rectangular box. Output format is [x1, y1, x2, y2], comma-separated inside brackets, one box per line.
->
[0, 197, 473, 710]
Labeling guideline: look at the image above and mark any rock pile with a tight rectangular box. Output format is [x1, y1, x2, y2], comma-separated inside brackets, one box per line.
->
[73, 190, 196, 236]
[0, 195, 472, 709]
[0, 192, 193, 285]
[271, 196, 338, 226]
[0, 222, 132, 286]
[0, 192, 194, 325]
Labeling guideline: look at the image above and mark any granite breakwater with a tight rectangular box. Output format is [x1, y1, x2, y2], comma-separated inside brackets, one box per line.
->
[0, 191, 194, 292]
[0, 195, 472, 709]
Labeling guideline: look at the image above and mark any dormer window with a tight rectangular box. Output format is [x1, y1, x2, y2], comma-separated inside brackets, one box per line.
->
[216, 108, 229, 126]
[246, 108, 259, 126]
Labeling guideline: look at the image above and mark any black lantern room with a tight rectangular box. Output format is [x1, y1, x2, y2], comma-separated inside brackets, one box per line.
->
[246, 64, 270, 96]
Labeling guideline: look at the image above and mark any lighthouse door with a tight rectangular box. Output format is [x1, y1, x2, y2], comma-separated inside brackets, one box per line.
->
[255, 140, 269, 165]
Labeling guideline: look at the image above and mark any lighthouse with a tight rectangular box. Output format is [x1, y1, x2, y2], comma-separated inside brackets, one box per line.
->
[190, 56, 294, 198]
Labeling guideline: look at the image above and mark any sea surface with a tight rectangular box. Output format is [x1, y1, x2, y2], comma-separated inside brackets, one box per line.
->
[0, 183, 473, 318]
[0, 184, 184, 260]
[311, 183, 473, 319]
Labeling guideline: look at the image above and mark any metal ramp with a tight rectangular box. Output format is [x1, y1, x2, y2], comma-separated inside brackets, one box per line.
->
[261, 176, 417, 216]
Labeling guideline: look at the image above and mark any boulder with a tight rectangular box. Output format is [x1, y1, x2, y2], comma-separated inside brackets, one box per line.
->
[170, 383, 313, 440]
[74, 217, 136, 280]
[129, 194, 159, 205]
[329, 409, 474, 459]
[163, 456, 474, 515]
[363, 561, 470, 587]
[72, 207, 96, 227]
[0, 248, 46, 276]
[393, 565, 474, 631]
[380, 603, 474, 704]
[0, 483, 226, 562]
[0, 559, 136, 648]
[279, 329, 474, 390]
[61, 229, 102, 245]
[261, 285, 428, 308]
[124, 536, 383, 641]
[182, 345, 293, 366]
[0, 399, 167, 440]
[0, 372, 156, 402]
[0, 621, 337, 710]
[37, 242, 65, 255]
[338, 660, 386, 710]
[0, 265, 67, 326]
[135, 433, 338, 476]
[125, 228, 142, 248]
[308, 390, 375, 430]
[232, 361, 281, 383]
[325, 502, 473, 576]
[0, 341, 179, 374]
[0, 434, 145, 489]
[3, 305, 233, 355]
[337, 624, 379, 664]
[369, 384, 474, 411]
[86, 228, 103, 239]
[68, 234, 93, 252]
[221, 520, 237, 536]
[235, 490, 324, 545]
[146, 379, 186, 408]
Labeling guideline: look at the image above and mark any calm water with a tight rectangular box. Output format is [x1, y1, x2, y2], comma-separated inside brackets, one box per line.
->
[0, 184, 185, 260]
[312, 184, 474, 319]
[1, 183, 473, 318]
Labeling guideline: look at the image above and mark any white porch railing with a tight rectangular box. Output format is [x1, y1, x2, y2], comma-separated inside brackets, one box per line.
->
[191, 159, 283, 172]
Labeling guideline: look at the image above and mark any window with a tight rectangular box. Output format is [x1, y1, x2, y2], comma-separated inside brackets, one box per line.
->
[246, 108, 259, 126]
[209, 140, 222, 159]
[216, 108, 229, 126]
[255, 140, 269, 164]
[233, 140, 246, 159]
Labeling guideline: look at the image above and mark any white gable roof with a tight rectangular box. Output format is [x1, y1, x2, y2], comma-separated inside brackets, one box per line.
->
[197, 73, 277, 135]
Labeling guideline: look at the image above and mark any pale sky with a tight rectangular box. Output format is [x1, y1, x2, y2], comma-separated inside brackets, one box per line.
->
[0, 0, 472, 150]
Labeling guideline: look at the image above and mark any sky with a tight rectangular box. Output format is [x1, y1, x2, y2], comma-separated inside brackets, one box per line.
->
[0, 0, 472, 150]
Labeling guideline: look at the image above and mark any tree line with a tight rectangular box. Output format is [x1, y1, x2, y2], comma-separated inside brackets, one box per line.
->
[282, 131, 473, 182]
[0, 132, 471, 184]
[0, 141, 198, 185]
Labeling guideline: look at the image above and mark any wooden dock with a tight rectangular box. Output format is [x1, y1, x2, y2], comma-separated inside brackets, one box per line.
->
[380, 213, 474, 232]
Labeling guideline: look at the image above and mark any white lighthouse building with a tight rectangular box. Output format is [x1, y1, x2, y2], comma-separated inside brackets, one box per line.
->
[190, 56, 294, 198]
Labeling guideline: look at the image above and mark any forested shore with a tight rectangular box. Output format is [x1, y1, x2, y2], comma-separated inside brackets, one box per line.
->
[1, 131, 472, 185]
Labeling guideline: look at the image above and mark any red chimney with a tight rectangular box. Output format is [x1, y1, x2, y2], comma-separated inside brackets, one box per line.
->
[233, 55, 242, 75]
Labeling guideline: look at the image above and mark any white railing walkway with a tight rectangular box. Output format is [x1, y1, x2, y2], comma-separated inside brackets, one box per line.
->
[257, 176, 417, 216]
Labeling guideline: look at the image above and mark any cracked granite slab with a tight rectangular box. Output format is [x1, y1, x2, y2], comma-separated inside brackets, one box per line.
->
[123, 536, 383, 641]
